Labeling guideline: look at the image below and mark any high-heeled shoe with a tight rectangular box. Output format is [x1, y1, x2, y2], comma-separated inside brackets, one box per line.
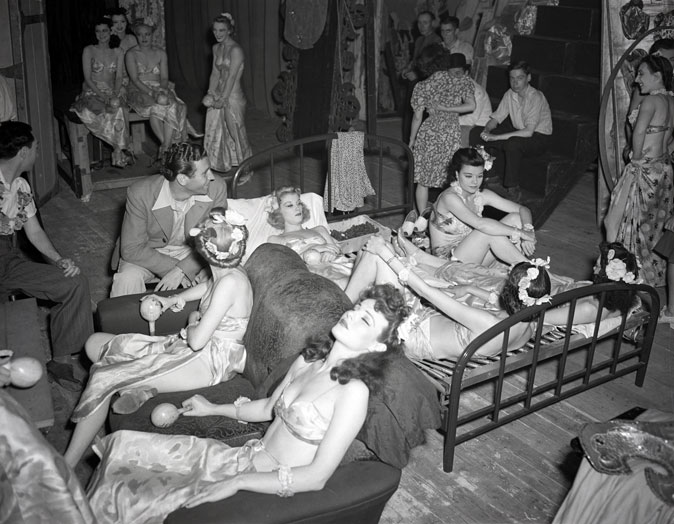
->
[111, 149, 127, 168]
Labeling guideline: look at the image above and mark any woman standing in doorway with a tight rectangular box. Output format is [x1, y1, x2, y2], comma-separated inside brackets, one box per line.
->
[203, 13, 252, 173]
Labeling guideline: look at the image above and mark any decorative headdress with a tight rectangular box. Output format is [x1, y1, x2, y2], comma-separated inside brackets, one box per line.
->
[593, 248, 639, 284]
[221, 12, 235, 26]
[264, 194, 280, 215]
[189, 209, 247, 263]
[473, 145, 494, 171]
[517, 257, 552, 307]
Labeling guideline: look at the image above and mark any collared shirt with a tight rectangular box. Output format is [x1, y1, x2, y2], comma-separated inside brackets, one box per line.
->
[491, 85, 553, 135]
[0, 167, 37, 236]
[152, 179, 211, 252]
[460, 79, 492, 127]
[443, 39, 474, 64]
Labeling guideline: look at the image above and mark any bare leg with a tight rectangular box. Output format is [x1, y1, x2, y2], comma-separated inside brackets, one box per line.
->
[162, 120, 175, 149]
[64, 348, 214, 466]
[394, 233, 447, 269]
[415, 184, 430, 214]
[453, 229, 528, 266]
[345, 250, 401, 303]
[148, 116, 164, 148]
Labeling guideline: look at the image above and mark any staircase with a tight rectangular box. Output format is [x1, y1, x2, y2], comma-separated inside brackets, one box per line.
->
[484, 0, 600, 226]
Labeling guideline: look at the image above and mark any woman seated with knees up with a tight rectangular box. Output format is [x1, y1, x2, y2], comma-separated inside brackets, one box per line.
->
[425, 146, 536, 264]
[84, 284, 409, 524]
[266, 186, 353, 288]
[65, 209, 253, 467]
[346, 235, 641, 360]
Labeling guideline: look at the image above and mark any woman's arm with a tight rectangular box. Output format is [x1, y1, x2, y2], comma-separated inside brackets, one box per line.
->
[480, 189, 536, 254]
[144, 282, 209, 312]
[433, 92, 476, 114]
[159, 49, 169, 90]
[82, 47, 105, 99]
[409, 109, 424, 148]
[126, 50, 152, 96]
[206, 45, 221, 96]
[631, 96, 656, 160]
[113, 48, 124, 95]
[216, 45, 244, 102]
[542, 297, 611, 326]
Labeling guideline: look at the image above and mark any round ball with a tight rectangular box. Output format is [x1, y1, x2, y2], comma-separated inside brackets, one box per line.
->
[151, 403, 179, 428]
[156, 93, 169, 106]
[202, 94, 215, 107]
[9, 357, 43, 388]
[303, 249, 322, 265]
[107, 97, 121, 109]
[140, 298, 162, 322]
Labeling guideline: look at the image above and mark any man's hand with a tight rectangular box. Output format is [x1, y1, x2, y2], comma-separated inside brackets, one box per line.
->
[155, 266, 185, 291]
[57, 258, 81, 277]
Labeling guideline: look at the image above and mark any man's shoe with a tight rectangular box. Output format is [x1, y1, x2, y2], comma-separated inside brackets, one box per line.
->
[112, 387, 159, 414]
[46, 360, 84, 392]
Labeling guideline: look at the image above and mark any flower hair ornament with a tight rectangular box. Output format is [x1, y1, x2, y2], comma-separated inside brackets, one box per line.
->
[189, 209, 247, 261]
[473, 145, 494, 172]
[264, 194, 280, 215]
[518, 257, 552, 307]
[593, 248, 639, 284]
[221, 12, 235, 25]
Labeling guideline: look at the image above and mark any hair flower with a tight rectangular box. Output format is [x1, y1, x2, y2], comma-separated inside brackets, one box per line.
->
[231, 228, 244, 242]
[605, 258, 628, 282]
[189, 227, 201, 237]
[211, 212, 226, 224]
[517, 257, 552, 307]
[225, 209, 246, 226]
[221, 12, 234, 24]
[474, 145, 495, 172]
[526, 267, 539, 280]
[264, 194, 279, 215]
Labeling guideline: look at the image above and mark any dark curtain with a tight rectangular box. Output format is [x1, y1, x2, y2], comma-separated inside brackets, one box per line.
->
[46, 0, 117, 111]
[165, 0, 282, 130]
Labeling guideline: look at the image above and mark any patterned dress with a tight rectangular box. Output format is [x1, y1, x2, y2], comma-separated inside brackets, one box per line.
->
[72, 283, 248, 422]
[204, 46, 252, 172]
[70, 48, 129, 151]
[412, 72, 474, 188]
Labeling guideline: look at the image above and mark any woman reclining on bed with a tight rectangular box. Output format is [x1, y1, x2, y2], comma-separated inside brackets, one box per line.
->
[84, 284, 409, 524]
[266, 186, 352, 288]
[346, 236, 640, 360]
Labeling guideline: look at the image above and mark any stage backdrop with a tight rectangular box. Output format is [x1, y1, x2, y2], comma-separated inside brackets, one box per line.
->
[600, 0, 674, 223]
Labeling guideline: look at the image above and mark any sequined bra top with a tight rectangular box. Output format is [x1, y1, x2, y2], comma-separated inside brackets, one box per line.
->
[273, 385, 333, 445]
[91, 57, 117, 75]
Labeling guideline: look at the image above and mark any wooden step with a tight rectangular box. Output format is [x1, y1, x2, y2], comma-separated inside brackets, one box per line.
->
[548, 111, 598, 162]
[511, 35, 600, 78]
[558, 0, 600, 9]
[535, 6, 600, 41]
[519, 154, 574, 197]
[539, 74, 599, 120]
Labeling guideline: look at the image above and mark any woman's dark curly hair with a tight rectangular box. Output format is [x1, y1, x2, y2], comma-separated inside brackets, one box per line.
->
[448, 147, 486, 184]
[416, 43, 452, 78]
[159, 142, 207, 181]
[266, 186, 310, 230]
[94, 17, 120, 49]
[213, 13, 236, 36]
[499, 261, 552, 317]
[591, 242, 640, 314]
[300, 284, 409, 394]
[0, 121, 34, 159]
[192, 207, 248, 268]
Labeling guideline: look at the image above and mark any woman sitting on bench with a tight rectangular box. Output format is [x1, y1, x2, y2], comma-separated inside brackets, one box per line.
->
[64, 208, 253, 467]
[84, 284, 409, 524]
[346, 236, 640, 360]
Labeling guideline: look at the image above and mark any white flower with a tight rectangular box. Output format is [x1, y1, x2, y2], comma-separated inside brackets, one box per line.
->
[526, 267, 539, 280]
[622, 271, 636, 284]
[605, 258, 627, 282]
[211, 212, 226, 224]
[225, 209, 246, 226]
[189, 227, 201, 237]
[231, 228, 244, 242]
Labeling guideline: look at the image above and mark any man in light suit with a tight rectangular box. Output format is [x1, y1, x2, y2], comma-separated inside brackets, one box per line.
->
[110, 143, 228, 297]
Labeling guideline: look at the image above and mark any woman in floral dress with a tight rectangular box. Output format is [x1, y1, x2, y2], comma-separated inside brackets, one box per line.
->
[605, 55, 674, 287]
[409, 46, 475, 213]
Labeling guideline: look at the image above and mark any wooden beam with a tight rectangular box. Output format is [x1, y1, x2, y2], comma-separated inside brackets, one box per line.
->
[364, 0, 376, 134]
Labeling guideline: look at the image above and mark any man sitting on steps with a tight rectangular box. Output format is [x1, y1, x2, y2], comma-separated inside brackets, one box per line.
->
[472, 61, 553, 198]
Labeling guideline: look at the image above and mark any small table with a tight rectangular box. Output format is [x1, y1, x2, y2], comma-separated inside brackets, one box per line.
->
[0, 298, 54, 428]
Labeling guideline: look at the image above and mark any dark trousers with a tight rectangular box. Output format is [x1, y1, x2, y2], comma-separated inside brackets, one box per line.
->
[471, 120, 551, 188]
[0, 235, 93, 358]
[401, 78, 416, 145]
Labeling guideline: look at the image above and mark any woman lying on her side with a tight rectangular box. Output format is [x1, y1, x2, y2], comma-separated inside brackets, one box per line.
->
[65, 208, 253, 467]
[84, 284, 409, 524]
[266, 186, 352, 288]
[346, 235, 640, 360]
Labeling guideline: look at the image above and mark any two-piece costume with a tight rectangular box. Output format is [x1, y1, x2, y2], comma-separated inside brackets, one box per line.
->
[73, 280, 248, 422]
[204, 46, 252, 172]
[283, 234, 352, 289]
[429, 181, 484, 259]
[412, 72, 474, 189]
[125, 54, 194, 143]
[605, 97, 674, 287]
[70, 49, 129, 152]
[0, 169, 93, 358]
[86, 372, 331, 524]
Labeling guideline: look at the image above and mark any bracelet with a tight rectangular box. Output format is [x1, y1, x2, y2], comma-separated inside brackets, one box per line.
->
[170, 296, 186, 312]
[397, 268, 410, 285]
[277, 465, 294, 497]
[382, 252, 397, 264]
[488, 291, 499, 305]
[523, 223, 534, 232]
[233, 396, 251, 424]
[510, 228, 521, 244]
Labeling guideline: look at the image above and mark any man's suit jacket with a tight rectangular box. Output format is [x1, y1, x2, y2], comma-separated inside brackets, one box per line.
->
[111, 174, 228, 279]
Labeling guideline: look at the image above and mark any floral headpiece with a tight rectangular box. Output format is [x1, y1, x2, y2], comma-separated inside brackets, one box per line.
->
[593, 249, 639, 284]
[189, 209, 247, 261]
[517, 257, 552, 307]
[473, 145, 494, 172]
[221, 12, 235, 25]
[264, 194, 280, 215]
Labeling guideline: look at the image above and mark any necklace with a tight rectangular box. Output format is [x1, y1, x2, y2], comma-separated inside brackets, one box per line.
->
[650, 88, 674, 96]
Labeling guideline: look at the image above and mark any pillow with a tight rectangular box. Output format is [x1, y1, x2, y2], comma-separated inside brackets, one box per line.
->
[228, 192, 328, 263]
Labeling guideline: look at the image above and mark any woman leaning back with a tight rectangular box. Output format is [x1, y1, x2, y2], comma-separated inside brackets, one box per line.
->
[84, 284, 409, 524]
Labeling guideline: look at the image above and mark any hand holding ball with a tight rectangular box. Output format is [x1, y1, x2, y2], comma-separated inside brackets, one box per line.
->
[0, 350, 43, 389]
[151, 403, 189, 428]
[155, 92, 169, 105]
[202, 94, 215, 107]
[107, 96, 121, 110]
[140, 297, 163, 335]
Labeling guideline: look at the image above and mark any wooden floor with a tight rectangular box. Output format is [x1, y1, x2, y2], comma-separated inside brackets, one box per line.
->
[37, 112, 673, 523]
